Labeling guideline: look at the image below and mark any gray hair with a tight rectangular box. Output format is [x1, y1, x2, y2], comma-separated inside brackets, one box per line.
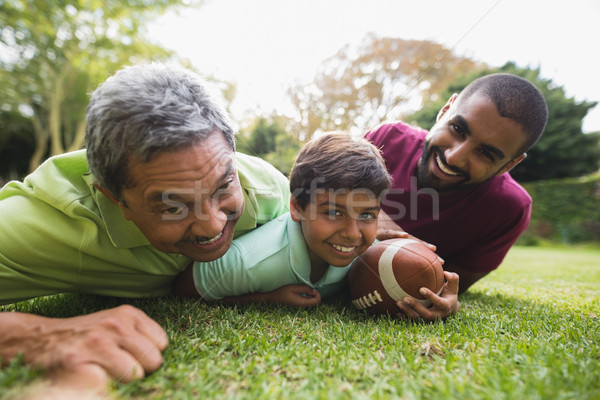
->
[85, 63, 236, 200]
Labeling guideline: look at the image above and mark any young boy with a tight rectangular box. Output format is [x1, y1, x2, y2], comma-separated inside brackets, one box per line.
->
[173, 132, 391, 307]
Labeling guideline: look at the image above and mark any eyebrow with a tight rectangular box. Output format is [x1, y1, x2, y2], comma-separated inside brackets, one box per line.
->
[146, 161, 236, 205]
[317, 201, 381, 212]
[454, 115, 506, 159]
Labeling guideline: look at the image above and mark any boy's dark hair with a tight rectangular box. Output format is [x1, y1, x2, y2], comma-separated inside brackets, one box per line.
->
[289, 132, 392, 209]
[458, 73, 548, 155]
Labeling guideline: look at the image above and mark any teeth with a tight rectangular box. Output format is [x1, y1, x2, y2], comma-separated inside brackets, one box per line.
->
[196, 231, 223, 245]
[436, 154, 458, 176]
[331, 244, 356, 253]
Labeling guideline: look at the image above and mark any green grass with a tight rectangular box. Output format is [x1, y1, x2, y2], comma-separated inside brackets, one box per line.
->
[1, 245, 599, 399]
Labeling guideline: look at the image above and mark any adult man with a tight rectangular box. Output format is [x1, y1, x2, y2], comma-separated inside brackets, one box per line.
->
[0, 64, 290, 387]
[367, 73, 548, 321]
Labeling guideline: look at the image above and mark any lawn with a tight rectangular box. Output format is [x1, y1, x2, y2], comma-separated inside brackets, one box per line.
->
[1, 245, 599, 399]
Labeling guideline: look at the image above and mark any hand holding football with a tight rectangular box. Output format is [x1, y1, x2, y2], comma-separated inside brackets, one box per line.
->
[348, 238, 444, 315]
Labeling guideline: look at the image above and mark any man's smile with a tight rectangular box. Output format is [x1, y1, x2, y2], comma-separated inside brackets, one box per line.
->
[435, 153, 460, 176]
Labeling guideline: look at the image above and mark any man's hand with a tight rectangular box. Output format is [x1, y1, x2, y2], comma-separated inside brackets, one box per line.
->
[0, 305, 168, 390]
[395, 271, 460, 321]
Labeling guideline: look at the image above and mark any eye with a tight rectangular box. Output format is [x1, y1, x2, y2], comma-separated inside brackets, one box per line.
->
[162, 206, 186, 216]
[325, 209, 342, 218]
[450, 123, 465, 137]
[219, 178, 233, 191]
[214, 177, 235, 196]
[358, 212, 377, 220]
[477, 148, 496, 162]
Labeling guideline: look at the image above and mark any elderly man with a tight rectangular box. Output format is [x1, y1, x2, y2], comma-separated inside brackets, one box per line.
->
[0, 64, 290, 386]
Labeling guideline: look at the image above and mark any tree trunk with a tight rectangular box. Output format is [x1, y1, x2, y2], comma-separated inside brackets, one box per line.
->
[28, 115, 49, 173]
[67, 119, 86, 153]
[49, 72, 65, 156]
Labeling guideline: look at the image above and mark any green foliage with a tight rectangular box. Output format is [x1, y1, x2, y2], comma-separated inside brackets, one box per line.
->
[520, 173, 600, 244]
[237, 116, 301, 176]
[288, 34, 484, 139]
[0, 0, 202, 172]
[407, 63, 600, 182]
[1, 246, 599, 399]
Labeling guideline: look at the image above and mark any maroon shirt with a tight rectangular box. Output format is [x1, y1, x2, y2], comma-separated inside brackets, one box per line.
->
[365, 121, 531, 273]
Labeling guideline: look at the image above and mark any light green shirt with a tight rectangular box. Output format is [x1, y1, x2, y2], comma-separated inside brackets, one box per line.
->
[193, 213, 350, 300]
[0, 150, 290, 305]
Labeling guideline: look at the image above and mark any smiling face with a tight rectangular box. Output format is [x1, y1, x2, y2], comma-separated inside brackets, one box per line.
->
[290, 189, 380, 270]
[99, 131, 244, 262]
[417, 92, 528, 193]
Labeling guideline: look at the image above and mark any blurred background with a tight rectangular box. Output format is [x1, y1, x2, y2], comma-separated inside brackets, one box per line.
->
[1, 0, 599, 244]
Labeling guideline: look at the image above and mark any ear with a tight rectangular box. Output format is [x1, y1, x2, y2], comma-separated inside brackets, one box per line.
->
[498, 153, 527, 175]
[436, 93, 459, 122]
[94, 182, 132, 219]
[290, 196, 303, 222]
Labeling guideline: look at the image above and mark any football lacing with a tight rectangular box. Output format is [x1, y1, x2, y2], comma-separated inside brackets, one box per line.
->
[352, 290, 383, 309]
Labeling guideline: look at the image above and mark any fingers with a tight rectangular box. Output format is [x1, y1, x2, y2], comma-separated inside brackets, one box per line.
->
[376, 229, 409, 241]
[295, 286, 322, 306]
[46, 305, 167, 383]
[443, 271, 460, 295]
[290, 284, 318, 295]
[48, 363, 111, 392]
[395, 287, 452, 321]
[297, 292, 321, 307]
[129, 307, 169, 352]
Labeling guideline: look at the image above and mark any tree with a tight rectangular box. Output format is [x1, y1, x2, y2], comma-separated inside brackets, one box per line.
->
[288, 33, 484, 139]
[0, 0, 203, 172]
[407, 63, 600, 182]
[237, 115, 301, 176]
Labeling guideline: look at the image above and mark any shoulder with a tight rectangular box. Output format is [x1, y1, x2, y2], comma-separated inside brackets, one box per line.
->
[234, 153, 291, 230]
[364, 120, 428, 146]
[227, 214, 294, 276]
[364, 121, 428, 162]
[486, 173, 532, 209]
[235, 152, 289, 190]
[0, 150, 93, 209]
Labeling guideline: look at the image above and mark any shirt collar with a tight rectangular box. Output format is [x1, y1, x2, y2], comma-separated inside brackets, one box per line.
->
[85, 172, 151, 248]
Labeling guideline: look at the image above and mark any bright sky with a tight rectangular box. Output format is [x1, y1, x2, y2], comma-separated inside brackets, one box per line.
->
[148, 0, 600, 132]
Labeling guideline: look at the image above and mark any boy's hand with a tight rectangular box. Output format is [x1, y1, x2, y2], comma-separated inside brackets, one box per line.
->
[268, 284, 322, 307]
[394, 271, 460, 321]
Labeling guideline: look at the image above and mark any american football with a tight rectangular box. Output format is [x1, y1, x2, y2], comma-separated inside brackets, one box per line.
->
[348, 238, 445, 315]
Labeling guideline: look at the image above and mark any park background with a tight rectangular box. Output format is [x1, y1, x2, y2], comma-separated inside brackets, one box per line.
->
[1, 0, 599, 245]
[0, 1, 599, 399]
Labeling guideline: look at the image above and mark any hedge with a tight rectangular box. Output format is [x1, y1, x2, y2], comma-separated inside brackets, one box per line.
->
[519, 172, 600, 244]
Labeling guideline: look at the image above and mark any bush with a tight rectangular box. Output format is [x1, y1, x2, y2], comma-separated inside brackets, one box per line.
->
[519, 172, 600, 244]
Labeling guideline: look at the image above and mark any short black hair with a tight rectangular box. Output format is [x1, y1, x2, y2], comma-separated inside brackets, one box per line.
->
[289, 132, 391, 209]
[458, 73, 548, 155]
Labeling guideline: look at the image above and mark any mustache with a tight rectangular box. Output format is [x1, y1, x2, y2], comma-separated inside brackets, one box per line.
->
[428, 145, 469, 179]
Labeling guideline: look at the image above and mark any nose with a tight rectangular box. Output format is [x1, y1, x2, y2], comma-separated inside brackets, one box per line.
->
[340, 219, 361, 240]
[189, 200, 228, 238]
[444, 141, 470, 167]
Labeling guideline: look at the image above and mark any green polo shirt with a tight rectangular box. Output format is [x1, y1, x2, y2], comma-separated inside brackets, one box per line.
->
[0, 150, 290, 305]
[193, 213, 350, 301]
